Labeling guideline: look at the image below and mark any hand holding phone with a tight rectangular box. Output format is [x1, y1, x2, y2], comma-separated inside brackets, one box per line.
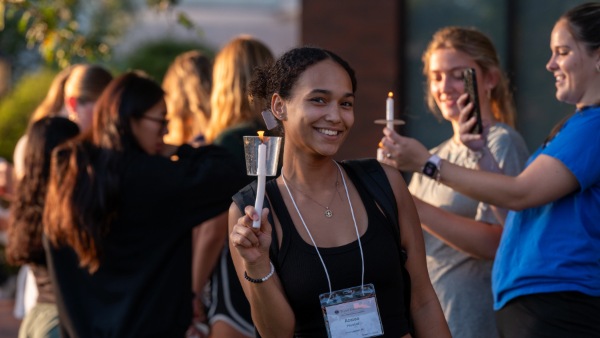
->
[462, 68, 483, 134]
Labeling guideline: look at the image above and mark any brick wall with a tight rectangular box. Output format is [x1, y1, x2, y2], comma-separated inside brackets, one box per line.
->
[302, 0, 403, 160]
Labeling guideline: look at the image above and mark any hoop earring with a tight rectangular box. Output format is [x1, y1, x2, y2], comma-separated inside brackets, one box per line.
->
[487, 88, 492, 99]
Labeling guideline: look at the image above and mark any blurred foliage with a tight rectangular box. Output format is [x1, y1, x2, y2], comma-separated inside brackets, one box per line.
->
[118, 39, 214, 83]
[0, 0, 204, 159]
[0, 67, 57, 160]
[0, 37, 216, 160]
[0, 0, 195, 69]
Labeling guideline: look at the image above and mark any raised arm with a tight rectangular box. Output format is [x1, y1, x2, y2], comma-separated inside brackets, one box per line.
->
[228, 203, 295, 338]
[440, 154, 578, 210]
[383, 166, 451, 338]
[381, 129, 578, 211]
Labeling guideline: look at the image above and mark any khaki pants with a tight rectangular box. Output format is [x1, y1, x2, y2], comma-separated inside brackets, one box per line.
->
[19, 303, 60, 338]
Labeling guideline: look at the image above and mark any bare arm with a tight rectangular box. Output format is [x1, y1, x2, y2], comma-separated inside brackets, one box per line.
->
[381, 127, 504, 259]
[443, 96, 579, 210]
[471, 145, 508, 222]
[440, 154, 578, 210]
[383, 165, 451, 338]
[381, 129, 578, 211]
[229, 203, 295, 338]
[413, 197, 502, 259]
[191, 212, 228, 322]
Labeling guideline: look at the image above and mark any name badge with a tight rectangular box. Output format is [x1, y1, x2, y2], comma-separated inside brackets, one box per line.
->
[320, 283, 384, 338]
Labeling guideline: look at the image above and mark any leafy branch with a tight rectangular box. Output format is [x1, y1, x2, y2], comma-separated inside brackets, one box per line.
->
[0, 0, 196, 68]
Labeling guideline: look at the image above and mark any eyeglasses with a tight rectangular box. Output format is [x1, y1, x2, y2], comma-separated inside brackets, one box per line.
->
[141, 115, 169, 129]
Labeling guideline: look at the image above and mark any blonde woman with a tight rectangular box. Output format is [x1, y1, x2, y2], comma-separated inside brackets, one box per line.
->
[162, 50, 212, 145]
[379, 27, 529, 338]
[203, 35, 275, 338]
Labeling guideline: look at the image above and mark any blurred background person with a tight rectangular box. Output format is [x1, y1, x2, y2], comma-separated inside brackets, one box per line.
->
[205, 34, 276, 174]
[62, 65, 114, 134]
[10, 64, 112, 321]
[43, 71, 245, 337]
[201, 35, 275, 338]
[162, 50, 213, 146]
[379, 26, 529, 338]
[6, 117, 80, 338]
[161, 49, 220, 337]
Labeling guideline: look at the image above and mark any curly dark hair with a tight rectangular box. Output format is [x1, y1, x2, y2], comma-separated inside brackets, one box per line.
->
[6, 117, 80, 266]
[248, 46, 357, 112]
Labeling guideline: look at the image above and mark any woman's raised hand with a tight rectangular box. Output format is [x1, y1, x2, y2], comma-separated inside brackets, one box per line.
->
[230, 205, 272, 265]
[379, 128, 431, 173]
[457, 93, 490, 152]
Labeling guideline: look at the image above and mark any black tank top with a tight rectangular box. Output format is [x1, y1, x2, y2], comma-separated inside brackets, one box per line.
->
[266, 172, 411, 337]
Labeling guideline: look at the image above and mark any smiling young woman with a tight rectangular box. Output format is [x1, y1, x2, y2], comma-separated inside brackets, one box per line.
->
[379, 26, 529, 338]
[228, 46, 450, 338]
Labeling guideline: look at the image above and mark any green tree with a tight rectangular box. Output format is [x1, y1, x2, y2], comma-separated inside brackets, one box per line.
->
[0, 0, 196, 68]
[0, 67, 57, 160]
[119, 38, 214, 83]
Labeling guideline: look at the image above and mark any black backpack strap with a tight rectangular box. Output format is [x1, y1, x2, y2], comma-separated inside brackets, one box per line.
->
[341, 158, 414, 334]
[341, 159, 405, 259]
[232, 180, 275, 226]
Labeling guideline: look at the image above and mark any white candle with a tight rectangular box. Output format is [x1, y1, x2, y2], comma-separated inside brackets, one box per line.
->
[253, 141, 267, 228]
[386, 92, 394, 130]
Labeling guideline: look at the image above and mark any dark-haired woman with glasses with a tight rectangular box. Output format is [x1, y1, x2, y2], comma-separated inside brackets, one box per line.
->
[43, 71, 246, 338]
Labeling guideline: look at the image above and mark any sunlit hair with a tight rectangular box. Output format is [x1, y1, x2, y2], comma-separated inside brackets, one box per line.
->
[44, 71, 164, 273]
[162, 50, 212, 145]
[6, 117, 79, 266]
[204, 35, 274, 143]
[249, 46, 356, 112]
[30, 66, 75, 122]
[64, 64, 113, 104]
[422, 26, 516, 127]
[30, 64, 112, 123]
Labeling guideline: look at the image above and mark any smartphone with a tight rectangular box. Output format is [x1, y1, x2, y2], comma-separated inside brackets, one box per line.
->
[462, 68, 483, 134]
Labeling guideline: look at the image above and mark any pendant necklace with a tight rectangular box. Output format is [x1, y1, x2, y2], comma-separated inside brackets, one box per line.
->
[281, 168, 339, 218]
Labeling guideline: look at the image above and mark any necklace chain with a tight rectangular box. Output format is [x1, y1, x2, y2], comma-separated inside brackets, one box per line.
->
[281, 161, 365, 295]
[282, 169, 339, 218]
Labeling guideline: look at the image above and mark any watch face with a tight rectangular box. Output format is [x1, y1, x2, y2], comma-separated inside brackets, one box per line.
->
[423, 162, 437, 178]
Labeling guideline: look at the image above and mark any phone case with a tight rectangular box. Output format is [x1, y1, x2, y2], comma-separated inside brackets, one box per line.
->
[462, 68, 483, 134]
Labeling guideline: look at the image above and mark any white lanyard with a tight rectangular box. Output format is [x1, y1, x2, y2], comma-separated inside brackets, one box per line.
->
[281, 161, 365, 294]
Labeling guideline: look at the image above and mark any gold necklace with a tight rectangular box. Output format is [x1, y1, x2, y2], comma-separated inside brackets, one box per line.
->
[282, 171, 339, 218]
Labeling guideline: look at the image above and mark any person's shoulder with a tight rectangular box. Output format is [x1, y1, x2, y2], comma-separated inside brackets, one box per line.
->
[215, 120, 266, 143]
[232, 179, 260, 209]
[488, 122, 519, 138]
[176, 143, 232, 159]
[488, 123, 528, 148]
[572, 108, 600, 127]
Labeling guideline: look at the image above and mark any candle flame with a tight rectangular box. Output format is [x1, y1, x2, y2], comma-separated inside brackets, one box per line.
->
[388, 92, 393, 98]
[257, 130, 265, 142]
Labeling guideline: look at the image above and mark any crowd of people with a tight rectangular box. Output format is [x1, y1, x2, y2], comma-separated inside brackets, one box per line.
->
[0, 2, 598, 338]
